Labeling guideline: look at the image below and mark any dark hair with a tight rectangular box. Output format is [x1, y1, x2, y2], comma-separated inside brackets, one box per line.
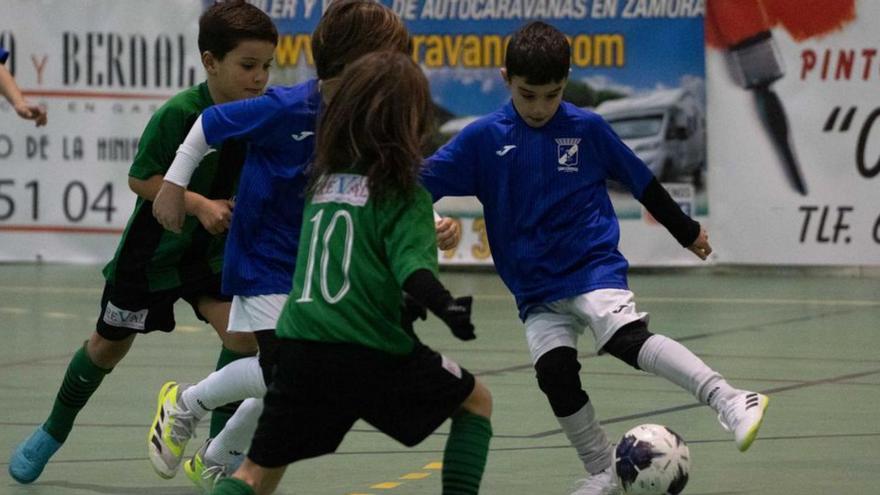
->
[505, 21, 570, 85]
[312, 0, 411, 80]
[199, 0, 279, 60]
[310, 51, 433, 203]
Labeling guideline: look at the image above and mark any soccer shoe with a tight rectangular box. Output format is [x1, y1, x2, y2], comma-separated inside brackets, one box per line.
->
[8, 425, 62, 484]
[148, 381, 198, 478]
[184, 438, 230, 494]
[571, 468, 621, 495]
[718, 391, 769, 452]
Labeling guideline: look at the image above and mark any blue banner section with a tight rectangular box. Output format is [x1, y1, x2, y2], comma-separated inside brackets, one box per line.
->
[209, 0, 705, 117]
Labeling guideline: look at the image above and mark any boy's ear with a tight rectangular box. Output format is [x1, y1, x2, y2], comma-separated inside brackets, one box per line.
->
[202, 51, 218, 74]
[500, 68, 509, 85]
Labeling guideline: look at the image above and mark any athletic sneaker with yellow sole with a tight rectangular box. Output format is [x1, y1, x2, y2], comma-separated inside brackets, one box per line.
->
[718, 391, 769, 452]
[147, 381, 198, 478]
[184, 438, 229, 494]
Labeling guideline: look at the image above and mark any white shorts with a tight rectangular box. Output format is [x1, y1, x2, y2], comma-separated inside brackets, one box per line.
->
[228, 294, 288, 333]
[523, 289, 648, 363]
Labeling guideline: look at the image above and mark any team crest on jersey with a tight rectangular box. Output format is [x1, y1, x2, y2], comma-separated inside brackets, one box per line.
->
[556, 138, 581, 172]
[313, 174, 370, 206]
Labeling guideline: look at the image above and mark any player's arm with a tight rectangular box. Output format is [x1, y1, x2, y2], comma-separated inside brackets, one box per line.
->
[131, 175, 232, 235]
[403, 269, 475, 341]
[596, 117, 710, 260]
[154, 93, 283, 232]
[637, 178, 710, 259]
[422, 125, 481, 201]
[152, 114, 217, 233]
[0, 62, 47, 127]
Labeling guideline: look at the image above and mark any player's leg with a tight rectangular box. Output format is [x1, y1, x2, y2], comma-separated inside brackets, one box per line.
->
[8, 331, 128, 484]
[589, 290, 769, 452]
[525, 306, 618, 495]
[185, 398, 264, 492]
[183, 326, 278, 492]
[9, 282, 170, 484]
[216, 340, 355, 495]
[212, 459, 286, 495]
[443, 378, 493, 495]
[196, 294, 258, 437]
[364, 345, 492, 495]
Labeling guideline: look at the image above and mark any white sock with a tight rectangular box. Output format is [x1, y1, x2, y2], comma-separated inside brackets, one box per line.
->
[637, 334, 738, 410]
[557, 402, 614, 474]
[181, 357, 267, 419]
[205, 397, 263, 470]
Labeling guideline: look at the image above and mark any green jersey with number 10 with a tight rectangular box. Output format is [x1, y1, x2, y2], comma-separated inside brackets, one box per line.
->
[275, 173, 438, 355]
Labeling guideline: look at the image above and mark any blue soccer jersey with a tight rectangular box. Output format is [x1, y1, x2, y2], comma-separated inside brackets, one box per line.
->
[201, 80, 321, 296]
[424, 100, 654, 319]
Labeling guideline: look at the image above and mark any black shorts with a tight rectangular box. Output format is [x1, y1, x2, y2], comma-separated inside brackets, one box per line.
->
[248, 340, 476, 468]
[96, 275, 231, 341]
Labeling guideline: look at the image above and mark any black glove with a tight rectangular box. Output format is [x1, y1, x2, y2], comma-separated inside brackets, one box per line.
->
[437, 296, 475, 341]
[400, 293, 428, 336]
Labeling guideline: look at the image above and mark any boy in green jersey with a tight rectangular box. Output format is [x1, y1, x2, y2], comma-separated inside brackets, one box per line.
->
[211, 52, 493, 495]
[8, 1, 278, 484]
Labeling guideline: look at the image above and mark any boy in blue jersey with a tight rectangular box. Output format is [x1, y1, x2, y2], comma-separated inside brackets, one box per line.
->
[147, 1, 458, 490]
[0, 46, 47, 126]
[423, 22, 769, 495]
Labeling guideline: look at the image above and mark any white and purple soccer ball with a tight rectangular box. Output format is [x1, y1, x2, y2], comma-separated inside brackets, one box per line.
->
[613, 424, 690, 495]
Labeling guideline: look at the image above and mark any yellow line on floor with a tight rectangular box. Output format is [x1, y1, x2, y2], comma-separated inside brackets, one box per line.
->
[369, 481, 402, 489]
[400, 472, 431, 480]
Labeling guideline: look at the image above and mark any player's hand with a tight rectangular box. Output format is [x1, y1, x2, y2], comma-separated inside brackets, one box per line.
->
[439, 296, 476, 341]
[688, 226, 712, 260]
[14, 101, 47, 127]
[194, 198, 234, 235]
[152, 181, 187, 233]
[435, 216, 461, 251]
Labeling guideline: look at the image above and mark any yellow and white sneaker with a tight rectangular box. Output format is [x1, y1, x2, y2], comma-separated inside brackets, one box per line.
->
[184, 438, 229, 494]
[718, 391, 769, 452]
[147, 381, 198, 478]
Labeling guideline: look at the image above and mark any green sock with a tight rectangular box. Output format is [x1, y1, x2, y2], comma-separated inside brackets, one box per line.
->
[212, 477, 256, 495]
[209, 346, 254, 437]
[442, 411, 493, 495]
[43, 343, 112, 443]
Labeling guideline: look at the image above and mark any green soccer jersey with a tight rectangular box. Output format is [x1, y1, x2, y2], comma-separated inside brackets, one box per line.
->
[103, 83, 244, 291]
[275, 173, 438, 355]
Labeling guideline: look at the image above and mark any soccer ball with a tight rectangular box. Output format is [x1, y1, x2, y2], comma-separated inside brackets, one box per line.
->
[613, 424, 690, 495]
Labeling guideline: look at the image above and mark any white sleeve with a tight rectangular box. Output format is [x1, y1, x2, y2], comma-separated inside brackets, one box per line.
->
[162, 115, 214, 187]
[433, 209, 442, 223]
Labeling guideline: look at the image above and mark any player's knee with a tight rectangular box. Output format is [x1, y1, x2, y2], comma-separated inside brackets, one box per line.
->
[534, 346, 589, 417]
[87, 331, 134, 369]
[221, 331, 258, 355]
[461, 379, 493, 418]
[602, 320, 653, 370]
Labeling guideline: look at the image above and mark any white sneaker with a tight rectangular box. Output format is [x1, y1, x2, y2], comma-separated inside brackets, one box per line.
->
[571, 468, 621, 495]
[147, 381, 199, 478]
[718, 391, 769, 452]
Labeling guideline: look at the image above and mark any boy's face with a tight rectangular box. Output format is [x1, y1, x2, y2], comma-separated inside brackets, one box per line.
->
[502, 69, 567, 128]
[203, 39, 276, 104]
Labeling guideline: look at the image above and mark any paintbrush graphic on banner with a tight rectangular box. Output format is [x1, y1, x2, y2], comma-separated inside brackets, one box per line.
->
[706, 0, 807, 196]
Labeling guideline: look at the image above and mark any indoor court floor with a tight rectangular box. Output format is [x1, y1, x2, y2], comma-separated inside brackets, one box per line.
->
[1, 264, 878, 494]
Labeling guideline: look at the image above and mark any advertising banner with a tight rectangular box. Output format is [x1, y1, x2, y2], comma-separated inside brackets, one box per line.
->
[1, 0, 707, 266]
[0, 0, 202, 262]
[707, 0, 880, 265]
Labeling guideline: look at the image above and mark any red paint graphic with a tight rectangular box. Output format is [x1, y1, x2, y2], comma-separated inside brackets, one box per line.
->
[706, 0, 857, 48]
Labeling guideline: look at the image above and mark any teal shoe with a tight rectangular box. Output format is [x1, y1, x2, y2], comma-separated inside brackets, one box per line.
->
[9, 425, 62, 484]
